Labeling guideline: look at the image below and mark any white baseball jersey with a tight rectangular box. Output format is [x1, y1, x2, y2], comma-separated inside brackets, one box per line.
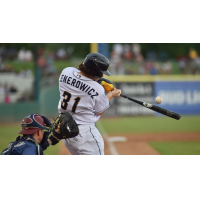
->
[58, 67, 110, 125]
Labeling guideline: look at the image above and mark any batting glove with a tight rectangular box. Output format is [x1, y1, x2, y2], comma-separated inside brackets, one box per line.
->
[97, 78, 114, 93]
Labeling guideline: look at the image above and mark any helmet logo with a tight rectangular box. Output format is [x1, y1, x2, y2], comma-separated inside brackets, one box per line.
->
[94, 59, 104, 66]
[22, 118, 33, 126]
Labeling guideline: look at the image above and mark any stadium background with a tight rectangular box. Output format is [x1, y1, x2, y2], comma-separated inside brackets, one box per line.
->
[0, 43, 200, 155]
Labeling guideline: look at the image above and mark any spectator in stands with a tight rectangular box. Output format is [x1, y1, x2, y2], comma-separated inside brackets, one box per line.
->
[138, 65, 145, 75]
[113, 44, 123, 56]
[109, 51, 124, 75]
[132, 43, 144, 63]
[4, 83, 11, 103]
[0, 46, 17, 61]
[0, 45, 6, 61]
[17, 92, 26, 102]
[159, 51, 168, 61]
[149, 62, 161, 75]
[8, 47, 17, 60]
[18, 48, 33, 62]
[0, 64, 11, 73]
[24, 50, 33, 61]
[0, 56, 5, 72]
[144, 62, 152, 74]
[37, 56, 47, 68]
[0, 84, 4, 95]
[56, 48, 67, 60]
[161, 61, 172, 74]
[154, 62, 161, 74]
[19, 68, 32, 77]
[178, 58, 187, 74]
[18, 48, 26, 61]
[10, 84, 18, 93]
[189, 47, 198, 74]
[132, 43, 141, 57]
[123, 44, 133, 61]
[146, 51, 157, 62]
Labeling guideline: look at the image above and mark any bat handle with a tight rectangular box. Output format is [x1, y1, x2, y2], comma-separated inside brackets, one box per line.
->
[120, 94, 128, 99]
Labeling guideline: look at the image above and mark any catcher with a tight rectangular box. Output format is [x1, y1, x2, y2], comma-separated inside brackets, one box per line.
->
[1, 112, 79, 155]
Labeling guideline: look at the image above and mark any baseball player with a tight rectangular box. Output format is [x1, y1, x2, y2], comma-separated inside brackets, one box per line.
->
[58, 52, 121, 155]
[1, 113, 61, 155]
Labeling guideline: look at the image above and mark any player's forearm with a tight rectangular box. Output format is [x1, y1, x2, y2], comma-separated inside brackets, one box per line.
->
[106, 91, 114, 102]
[95, 90, 120, 116]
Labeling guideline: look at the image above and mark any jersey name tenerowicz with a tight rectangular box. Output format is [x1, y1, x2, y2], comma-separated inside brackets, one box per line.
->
[58, 67, 109, 125]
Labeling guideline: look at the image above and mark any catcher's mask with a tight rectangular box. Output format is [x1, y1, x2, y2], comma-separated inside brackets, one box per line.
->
[83, 52, 111, 78]
[18, 113, 51, 135]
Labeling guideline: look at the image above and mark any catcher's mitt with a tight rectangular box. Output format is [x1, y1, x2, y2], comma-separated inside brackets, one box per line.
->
[49, 112, 79, 145]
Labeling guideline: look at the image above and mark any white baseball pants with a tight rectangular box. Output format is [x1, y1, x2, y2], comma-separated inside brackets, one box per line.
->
[62, 124, 104, 155]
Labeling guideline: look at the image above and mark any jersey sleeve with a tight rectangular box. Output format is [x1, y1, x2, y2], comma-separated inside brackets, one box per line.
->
[94, 89, 110, 114]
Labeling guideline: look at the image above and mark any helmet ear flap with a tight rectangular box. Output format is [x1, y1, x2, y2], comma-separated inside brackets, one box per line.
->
[41, 116, 52, 132]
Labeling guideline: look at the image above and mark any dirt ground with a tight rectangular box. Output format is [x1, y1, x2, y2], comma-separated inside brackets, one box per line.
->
[58, 132, 200, 155]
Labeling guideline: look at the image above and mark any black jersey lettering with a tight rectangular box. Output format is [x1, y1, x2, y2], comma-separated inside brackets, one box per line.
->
[59, 75, 64, 82]
[85, 86, 90, 93]
[63, 75, 68, 83]
[71, 79, 76, 86]
[91, 92, 99, 99]
[76, 81, 81, 88]
[67, 77, 72, 84]
[80, 82, 88, 91]
[88, 88, 95, 95]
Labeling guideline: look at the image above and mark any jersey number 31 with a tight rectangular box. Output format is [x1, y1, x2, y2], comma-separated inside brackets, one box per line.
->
[61, 91, 81, 113]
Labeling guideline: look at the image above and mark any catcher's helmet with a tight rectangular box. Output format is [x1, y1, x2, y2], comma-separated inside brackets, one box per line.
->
[18, 113, 51, 135]
[83, 53, 111, 78]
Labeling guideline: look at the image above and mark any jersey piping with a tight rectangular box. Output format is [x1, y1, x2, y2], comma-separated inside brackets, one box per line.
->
[95, 105, 110, 114]
[89, 126, 101, 155]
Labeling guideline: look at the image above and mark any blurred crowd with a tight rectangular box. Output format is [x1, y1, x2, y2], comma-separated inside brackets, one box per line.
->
[35, 47, 71, 86]
[0, 45, 74, 103]
[109, 44, 200, 75]
[0, 45, 73, 62]
[0, 83, 32, 103]
[177, 48, 200, 75]
[0, 44, 200, 104]
[0, 45, 73, 77]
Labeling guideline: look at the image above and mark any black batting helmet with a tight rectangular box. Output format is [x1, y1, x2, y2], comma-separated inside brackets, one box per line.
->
[83, 53, 111, 78]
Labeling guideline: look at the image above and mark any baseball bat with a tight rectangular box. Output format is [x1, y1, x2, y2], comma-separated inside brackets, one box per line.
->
[120, 94, 181, 120]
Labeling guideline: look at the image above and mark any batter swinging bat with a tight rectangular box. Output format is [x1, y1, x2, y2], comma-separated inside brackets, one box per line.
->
[120, 94, 181, 120]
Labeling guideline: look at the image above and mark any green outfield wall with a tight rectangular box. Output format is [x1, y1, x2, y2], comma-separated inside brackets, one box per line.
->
[0, 102, 40, 122]
[39, 84, 60, 117]
[0, 84, 60, 122]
